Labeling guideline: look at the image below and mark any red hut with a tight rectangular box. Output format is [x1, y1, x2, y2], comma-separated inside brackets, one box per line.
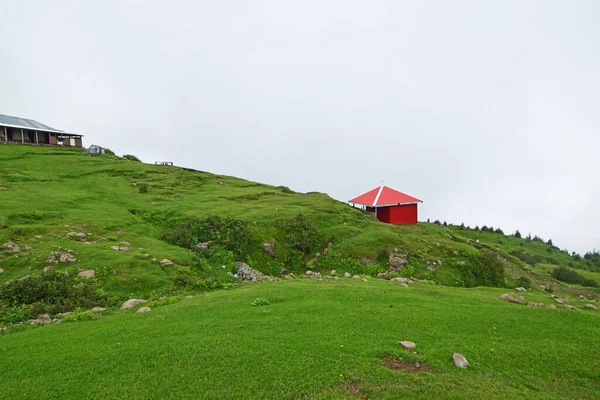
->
[349, 185, 423, 225]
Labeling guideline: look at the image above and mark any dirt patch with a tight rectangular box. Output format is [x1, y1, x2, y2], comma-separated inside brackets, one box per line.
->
[382, 356, 433, 374]
[338, 381, 366, 399]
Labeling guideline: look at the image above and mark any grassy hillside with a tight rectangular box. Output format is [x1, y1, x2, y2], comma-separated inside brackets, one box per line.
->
[0, 144, 598, 319]
[1, 279, 599, 399]
[1, 145, 599, 399]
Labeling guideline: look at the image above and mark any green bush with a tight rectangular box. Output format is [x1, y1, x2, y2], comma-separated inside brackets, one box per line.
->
[138, 184, 149, 193]
[123, 154, 142, 162]
[251, 297, 270, 306]
[0, 270, 108, 320]
[458, 251, 505, 288]
[62, 308, 99, 323]
[516, 276, 532, 289]
[278, 214, 321, 255]
[551, 266, 598, 287]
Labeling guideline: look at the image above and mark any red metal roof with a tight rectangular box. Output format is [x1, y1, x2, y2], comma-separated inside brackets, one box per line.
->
[349, 185, 423, 207]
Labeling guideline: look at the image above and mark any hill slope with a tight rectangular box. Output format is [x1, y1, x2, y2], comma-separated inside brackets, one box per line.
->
[0, 145, 598, 318]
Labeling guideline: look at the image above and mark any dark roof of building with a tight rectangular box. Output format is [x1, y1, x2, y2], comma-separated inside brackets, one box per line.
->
[0, 113, 64, 133]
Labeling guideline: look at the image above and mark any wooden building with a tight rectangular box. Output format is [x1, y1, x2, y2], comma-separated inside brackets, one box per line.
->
[0, 113, 83, 147]
[349, 185, 423, 225]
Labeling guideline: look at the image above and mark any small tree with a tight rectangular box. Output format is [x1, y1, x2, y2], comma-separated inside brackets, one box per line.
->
[514, 230, 522, 239]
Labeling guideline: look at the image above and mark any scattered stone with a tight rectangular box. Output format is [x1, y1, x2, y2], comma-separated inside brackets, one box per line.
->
[399, 341, 416, 351]
[160, 259, 174, 266]
[330, 270, 337, 276]
[313, 272, 322, 279]
[377, 272, 387, 279]
[0, 268, 3, 273]
[554, 297, 566, 304]
[120, 299, 148, 310]
[34, 235, 42, 239]
[120, 241, 130, 246]
[197, 241, 212, 250]
[289, 273, 296, 279]
[527, 302, 545, 307]
[236, 262, 267, 282]
[359, 258, 373, 265]
[585, 303, 598, 310]
[23, 245, 33, 251]
[46, 251, 76, 264]
[515, 287, 526, 293]
[305, 270, 314, 277]
[75, 232, 87, 241]
[28, 314, 52, 325]
[451, 353, 469, 368]
[432, 242, 441, 247]
[361, 278, 368, 282]
[453, 250, 459, 255]
[111, 245, 130, 252]
[90, 307, 106, 312]
[560, 305, 580, 311]
[500, 293, 526, 305]
[456, 261, 465, 266]
[3, 241, 20, 253]
[546, 304, 557, 309]
[344, 272, 351, 278]
[390, 277, 413, 285]
[77, 269, 96, 279]
[352, 275, 360, 279]
[280, 268, 288, 275]
[137, 307, 152, 313]
[263, 242, 275, 257]
[388, 252, 408, 271]
[152, 258, 158, 263]
[184, 295, 193, 299]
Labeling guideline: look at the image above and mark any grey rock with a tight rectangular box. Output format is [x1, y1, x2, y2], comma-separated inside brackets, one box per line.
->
[3, 241, 20, 253]
[352, 275, 360, 279]
[0, 268, 4, 273]
[305, 270, 314, 277]
[330, 270, 337, 276]
[344, 272, 351, 278]
[388, 252, 408, 271]
[452, 352, 469, 368]
[46, 251, 76, 264]
[263, 242, 275, 257]
[515, 287, 526, 293]
[560, 305, 580, 311]
[160, 258, 174, 265]
[236, 262, 267, 282]
[28, 314, 52, 325]
[77, 269, 96, 279]
[184, 295, 193, 299]
[500, 293, 526, 305]
[120, 241, 130, 246]
[137, 307, 152, 313]
[197, 241, 212, 250]
[75, 232, 87, 241]
[585, 303, 598, 310]
[280, 268, 288, 275]
[377, 272, 387, 279]
[313, 272, 322, 279]
[120, 299, 148, 310]
[399, 341, 416, 351]
[90, 307, 106, 312]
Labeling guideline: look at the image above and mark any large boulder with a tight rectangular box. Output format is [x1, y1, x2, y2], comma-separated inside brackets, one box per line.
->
[120, 299, 148, 310]
[77, 269, 96, 279]
[500, 293, 526, 305]
[388, 252, 408, 271]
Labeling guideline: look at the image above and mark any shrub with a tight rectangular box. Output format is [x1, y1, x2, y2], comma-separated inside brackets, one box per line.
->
[138, 184, 149, 193]
[278, 214, 321, 255]
[551, 266, 598, 287]
[123, 154, 141, 162]
[0, 270, 108, 319]
[251, 298, 270, 306]
[516, 276, 532, 289]
[62, 308, 98, 323]
[458, 251, 505, 288]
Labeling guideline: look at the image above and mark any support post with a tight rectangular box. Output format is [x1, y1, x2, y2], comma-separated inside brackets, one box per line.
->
[3, 126, 6, 143]
[21, 129, 24, 144]
[35, 131, 39, 144]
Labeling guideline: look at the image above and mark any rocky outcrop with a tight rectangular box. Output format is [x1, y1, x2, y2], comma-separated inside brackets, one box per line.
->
[388, 251, 408, 271]
[235, 262, 266, 282]
[120, 299, 148, 310]
[500, 293, 526, 305]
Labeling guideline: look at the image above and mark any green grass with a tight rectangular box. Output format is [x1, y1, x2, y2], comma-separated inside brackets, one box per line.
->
[1, 279, 599, 399]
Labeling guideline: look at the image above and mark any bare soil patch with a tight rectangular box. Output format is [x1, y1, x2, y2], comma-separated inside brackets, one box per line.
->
[382, 356, 434, 374]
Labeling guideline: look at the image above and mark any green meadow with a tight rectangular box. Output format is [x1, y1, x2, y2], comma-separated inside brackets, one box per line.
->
[1, 145, 599, 399]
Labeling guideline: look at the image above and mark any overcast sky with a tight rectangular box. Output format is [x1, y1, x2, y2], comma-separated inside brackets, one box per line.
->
[1, 1, 598, 254]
